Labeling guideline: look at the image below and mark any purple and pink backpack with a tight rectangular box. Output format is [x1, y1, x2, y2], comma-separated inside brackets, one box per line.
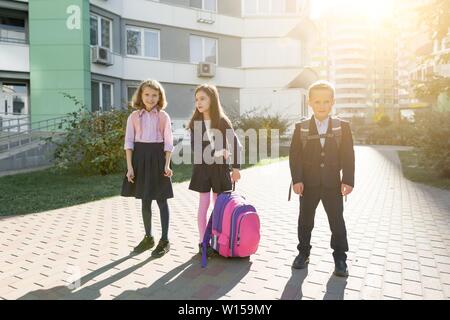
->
[201, 189, 260, 268]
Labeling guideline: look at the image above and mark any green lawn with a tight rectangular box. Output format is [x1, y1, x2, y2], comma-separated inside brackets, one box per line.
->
[0, 157, 287, 216]
[398, 150, 450, 190]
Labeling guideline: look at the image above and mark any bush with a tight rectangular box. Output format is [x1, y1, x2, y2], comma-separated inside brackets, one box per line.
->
[357, 120, 417, 146]
[413, 111, 450, 178]
[233, 108, 290, 137]
[49, 94, 130, 175]
[232, 108, 291, 160]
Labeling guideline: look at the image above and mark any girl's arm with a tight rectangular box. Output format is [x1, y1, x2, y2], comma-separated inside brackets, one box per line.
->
[164, 151, 172, 176]
[125, 149, 135, 183]
[164, 151, 172, 168]
[223, 119, 242, 169]
[124, 114, 135, 182]
[163, 112, 174, 177]
[126, 149, 133, 169]
[222, 119, 242, 183]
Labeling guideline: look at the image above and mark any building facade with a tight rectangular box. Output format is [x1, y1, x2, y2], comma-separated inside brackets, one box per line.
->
[0, 0, 317, 133]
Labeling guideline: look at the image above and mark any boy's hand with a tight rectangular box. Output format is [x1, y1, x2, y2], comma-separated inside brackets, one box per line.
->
[293, 182, 304, 197]
[341, 184, 353, 196]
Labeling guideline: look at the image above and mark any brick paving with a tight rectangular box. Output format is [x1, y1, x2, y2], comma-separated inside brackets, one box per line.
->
[0, 146, 449, 300]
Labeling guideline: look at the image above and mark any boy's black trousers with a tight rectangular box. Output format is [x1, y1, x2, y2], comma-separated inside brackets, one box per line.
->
[297, 185, 349, 262]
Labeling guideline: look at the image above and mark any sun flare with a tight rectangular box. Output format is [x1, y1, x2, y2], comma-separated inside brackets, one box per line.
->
[311, 0, 394, 20]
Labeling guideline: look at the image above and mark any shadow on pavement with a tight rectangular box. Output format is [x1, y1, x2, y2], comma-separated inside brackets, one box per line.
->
[17, 253, 147, 300]
[280, 267, 309, 300]
[17, 253, 252, 300]
[323, 274, 348, 300]
[114, 255, 252, 300]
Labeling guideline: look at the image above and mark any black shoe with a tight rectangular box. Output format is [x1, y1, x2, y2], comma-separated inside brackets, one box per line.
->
[292, 254, 309, 269]
[133, 235, 154, 254]
[334, 260, 348, 277]
[198, 243, 216, 257]
[152, 239, 170, 257]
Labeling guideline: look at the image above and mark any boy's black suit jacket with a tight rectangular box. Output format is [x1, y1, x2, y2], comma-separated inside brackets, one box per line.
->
[289, 116, 355, 188]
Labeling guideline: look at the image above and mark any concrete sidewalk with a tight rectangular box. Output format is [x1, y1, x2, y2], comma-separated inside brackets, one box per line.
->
[0, 146, 449, 300]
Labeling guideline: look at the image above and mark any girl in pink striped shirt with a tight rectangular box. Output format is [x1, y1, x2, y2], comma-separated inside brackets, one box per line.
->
[121, 79, 174, 258]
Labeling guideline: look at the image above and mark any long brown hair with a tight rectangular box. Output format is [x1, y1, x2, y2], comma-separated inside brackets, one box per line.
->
[187, 84, 231, 131]
[131, 79, 167, 111]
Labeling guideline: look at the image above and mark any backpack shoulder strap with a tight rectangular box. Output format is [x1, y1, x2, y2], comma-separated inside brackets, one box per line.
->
[289, 117, 310, 201]
[297, 117, 311, 148]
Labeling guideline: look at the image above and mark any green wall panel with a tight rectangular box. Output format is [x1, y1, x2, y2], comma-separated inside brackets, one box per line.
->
[29, 0, 91, 124]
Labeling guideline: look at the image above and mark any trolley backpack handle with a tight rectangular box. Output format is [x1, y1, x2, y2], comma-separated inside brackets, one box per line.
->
[288, 181, 292, 201]
[201, 216, 214, 268]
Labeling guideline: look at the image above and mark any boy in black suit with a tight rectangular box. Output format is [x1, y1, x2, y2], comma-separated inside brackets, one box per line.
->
[289, 80, 355, 277]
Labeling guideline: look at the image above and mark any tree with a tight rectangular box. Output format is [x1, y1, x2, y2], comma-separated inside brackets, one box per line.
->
[414, 0, 450, 108]
[417, 0, 450, 42]
[413, 75, 450, 103]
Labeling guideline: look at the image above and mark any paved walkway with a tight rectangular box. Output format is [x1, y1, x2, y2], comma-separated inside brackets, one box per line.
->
[1, 146, 449, 300]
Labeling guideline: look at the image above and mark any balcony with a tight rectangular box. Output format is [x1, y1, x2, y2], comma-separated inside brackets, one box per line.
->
[331, 43, 367, 51]
[335, 64, 367, 70]
[333, 53, 367, 60]
[331, 33, 365, 42]
[335, 83, 367, 89]
[122, 0, 243, 38]
[122, 56, 244, 88]
[335, 73, 367, 80]
[335, 103, 368, 109]
[335, 93, 368, 99]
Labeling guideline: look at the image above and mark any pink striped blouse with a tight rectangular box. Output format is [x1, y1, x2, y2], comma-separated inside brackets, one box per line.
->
[124, 108, 174, 152]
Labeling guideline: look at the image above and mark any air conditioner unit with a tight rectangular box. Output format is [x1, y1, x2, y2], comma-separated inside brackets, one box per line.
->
[91, 46, 113, 66]
[197, 62, 216, 77]
[196, 10, 215, 24]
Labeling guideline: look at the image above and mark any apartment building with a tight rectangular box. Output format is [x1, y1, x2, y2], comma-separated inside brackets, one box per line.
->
[0, 0, 317, 133]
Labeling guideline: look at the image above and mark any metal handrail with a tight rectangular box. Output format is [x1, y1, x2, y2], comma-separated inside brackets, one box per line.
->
[0, 115, 70, 154]
[0, 115, 68, 133]
[0, 115, 31, 132]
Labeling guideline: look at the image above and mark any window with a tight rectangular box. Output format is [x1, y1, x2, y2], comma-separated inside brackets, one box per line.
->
[127, 86, 138, 103]
[244, 0, 257, 14]
[91, 81, 113, 111]
[190, 0, 217, 12]
[285, 0, 298, 12]
[259, 0, 270, 14]
[190, 35, 217, 64]
[126, 26, 160, 59]
[1, 83, 28, 115]
[90, 14, 112, 49]
[0, 16, 26, 44]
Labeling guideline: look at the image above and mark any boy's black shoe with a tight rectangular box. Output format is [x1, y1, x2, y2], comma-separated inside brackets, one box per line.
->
[152, 239, 170, 257]
[334, 260, 348, 277]
[292, 254, 309, 269]
[133, 235, 154, 254]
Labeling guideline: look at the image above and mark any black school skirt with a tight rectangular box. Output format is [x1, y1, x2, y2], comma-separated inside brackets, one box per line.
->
[121, 142, 173, 200]
[188, 163, 232, 193]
